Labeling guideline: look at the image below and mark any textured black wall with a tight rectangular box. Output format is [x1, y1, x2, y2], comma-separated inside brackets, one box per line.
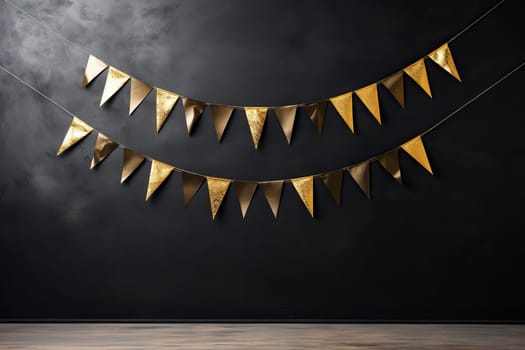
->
[0, 0, 523, 320]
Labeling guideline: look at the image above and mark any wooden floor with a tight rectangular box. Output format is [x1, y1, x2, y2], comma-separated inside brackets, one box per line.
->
[0, 323, 524, 349]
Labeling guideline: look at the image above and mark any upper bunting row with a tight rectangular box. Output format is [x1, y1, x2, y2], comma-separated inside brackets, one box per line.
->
[82, 42, 461, 149]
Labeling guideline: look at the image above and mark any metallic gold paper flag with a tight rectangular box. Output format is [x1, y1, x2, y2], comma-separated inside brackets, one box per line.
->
[404, 59, 432, 97]
[182, 172, 205, 207]
[210, 105, 234, 142]
[382, 71, 405, 108]
[347, 161, 370, 199]
[291, 176, 314, 217]
[273, 105, 297, 144]
[82, 54, 108, 87]
[377, 150, 402, 183]
[244, 107, 268, 149]
[305, 101, 327, 136]
[355, 83, 381, 124]
[260, 181, 284, 219]
[100, 67, 130, 106]
[182, 98, 206, 135]
[207, 177, 231, 219]
[330, 92, 354, 133]
[146, 160, 174, 201]
[129, 78, 152, 115]
[235, 182, 257, 218]
[121, 148, 145, 183]
[156, 88, 179, 132]
[401, 136, 433, 174]
[57, 117, 93, 155]
[320, 170, 343, 206]
[90, 133, 118, 169]
[428, 43, 462, 82]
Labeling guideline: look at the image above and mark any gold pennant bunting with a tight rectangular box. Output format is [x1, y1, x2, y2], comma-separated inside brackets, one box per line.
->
[210, 105, 234, 142]
[355, 83, 381, 124]
[207, 177, 231, 219]
[401, 136, 433, 174]
[260, 181, 284, 219]
[90, 133, 118, 169]
[156, 88, 179, 132]
[320, 170, 343, 206]
[121, 148, 145, 183]
[377, 149, 402, 183]
[182, 98, 206, 135]
[273, 105, 297, 144]
[382, 71, 405, 108]
[182, 172, 205, 207]
[235, 182, 257, 218]
[244, 107, 268, 149]
[347, 161, 371, 199]
[146, 160, 174, 201]
[428, 43, 462, 82]
[129, 78, 152, 115]
[56, 117, 93, 155]
[291, 176, 314, 217]
[330, 92, 354, 133]
[305, 101, 327, 136]
[404, 59, 432, 97]
[82, 54, 108, 87]
[100, 67, 130, 106]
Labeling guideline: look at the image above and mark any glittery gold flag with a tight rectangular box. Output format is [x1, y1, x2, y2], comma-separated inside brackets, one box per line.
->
[330, 92, 354, 133]
[401, 136, 433, 174]
[182, 98, 207, 135]
[260, 181, 284, 219]
[210, 105, 234, 142]
[57, 117, 93, 156]
[146, 160, 174, 201]
[235, 182, 257, 218]
[100, 67, 130, 106]
[305, 101, 327, 136]
[82, 54, 108, 87]
[207, 177, 231, 219]
[121, 148, 145, 183]
[244, 107, 268, 149]
[156, 88, 179, 132]
[377, 149, 402, 183]
[320, 170, 343, 206]
[347, 161, 370, 199]
[291, 176, 314, 217]
[382, 71, 405, 108]
[274, 105, 297, 144]
[129, 78, 152, 115]
[182, 172, 205, 207]
[404, 59, 432, 97]
[90, 133, 118, 169]
[355, 83, 381, 124]
[428, 43, 462, 82]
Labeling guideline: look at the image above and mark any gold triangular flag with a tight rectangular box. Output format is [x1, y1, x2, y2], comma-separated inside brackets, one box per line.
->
[274, 105, 297, 143]
[305, 101, 327, 136]
[121, 148, 145, 183]
[347, 161, 370, 199]
[260, 181, 284, 219]
[329, 92, 354, 133]
[428, 43, 462, 82]
[401, 136, 433, 174]
[90, 133, 118, 169]
[355, 83, 381, 124]
[382, 71, 405, 108]
[291, 176, 314, 217]
[182, 172, 205, 207]
[100, 67, 130, 106]
[244, 107, 268, 149]
[210, 105, 234, 142]
[235, 182, 257, 218]
[129, 78, 152, 115]
[320, 170, 343, 206]
[377, 150, 402, 183]
[146, 160, 174, 201]
[156, 88, 179, 132]
[207, 177, 231, 219]
[82, 54, 108, 87]
[404, 59, 432, 97]
[57, 117, 93, 155]
[182, 98, 206, 135]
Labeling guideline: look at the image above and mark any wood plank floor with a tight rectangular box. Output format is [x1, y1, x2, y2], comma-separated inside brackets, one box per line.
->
[0, 324, 524, 349]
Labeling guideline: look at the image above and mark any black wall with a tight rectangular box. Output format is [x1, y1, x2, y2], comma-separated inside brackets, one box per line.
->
[0, 0, 523, 320]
